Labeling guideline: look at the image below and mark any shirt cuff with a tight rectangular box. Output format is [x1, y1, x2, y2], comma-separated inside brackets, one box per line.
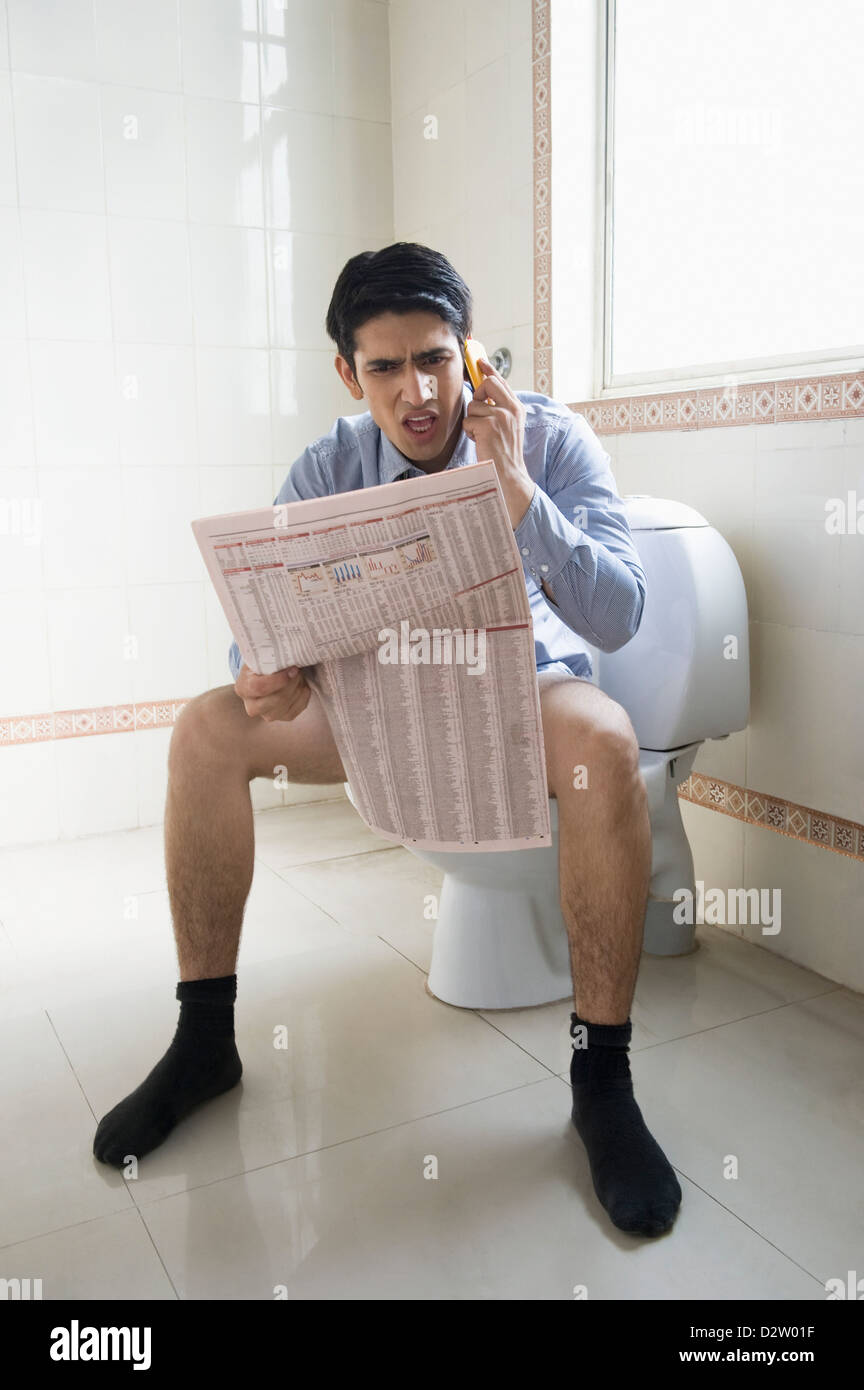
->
[513, 483, 584, 585]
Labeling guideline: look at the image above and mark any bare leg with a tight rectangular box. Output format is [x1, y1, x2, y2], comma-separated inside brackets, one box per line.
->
[164, 683, 347, 981]
[538, 675, 681, 1237]
[93, 682, 346, 1168]
[538, 676, 651, 1024]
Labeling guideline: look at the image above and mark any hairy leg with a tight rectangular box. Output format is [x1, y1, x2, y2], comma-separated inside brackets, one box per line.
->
[538, 676, 651, 1023]
[164, 682, 347, 981]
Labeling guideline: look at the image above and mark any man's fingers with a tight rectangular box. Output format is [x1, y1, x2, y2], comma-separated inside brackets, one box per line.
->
[244, 665, 297, 697]
[245, 671, 310, 722]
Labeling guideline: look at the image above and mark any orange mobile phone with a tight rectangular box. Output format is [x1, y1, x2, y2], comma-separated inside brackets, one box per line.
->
[463, 336, 490, 392]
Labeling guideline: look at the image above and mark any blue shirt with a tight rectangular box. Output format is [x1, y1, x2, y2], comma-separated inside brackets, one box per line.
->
[228, 381, 646, 682]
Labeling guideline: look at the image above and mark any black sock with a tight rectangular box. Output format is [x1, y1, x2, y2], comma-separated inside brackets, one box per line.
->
[93, 975, 243, 1169]
[569, 1010, 682, 1237]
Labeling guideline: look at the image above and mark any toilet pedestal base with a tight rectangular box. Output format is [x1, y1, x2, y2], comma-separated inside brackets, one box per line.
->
[426, 876, 573, 1010]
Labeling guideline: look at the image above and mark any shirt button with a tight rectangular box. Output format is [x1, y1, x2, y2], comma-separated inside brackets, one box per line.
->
[540, 564, 549, 572]
[521, 547, 530, 556]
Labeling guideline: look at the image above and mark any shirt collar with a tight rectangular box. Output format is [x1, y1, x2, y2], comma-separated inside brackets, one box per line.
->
[378, 382, 475, 485]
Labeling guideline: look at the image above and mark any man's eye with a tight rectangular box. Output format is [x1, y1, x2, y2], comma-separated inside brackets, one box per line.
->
[373, 357, 446, 373]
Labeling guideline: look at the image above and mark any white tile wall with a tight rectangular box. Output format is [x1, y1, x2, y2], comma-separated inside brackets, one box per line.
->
[0, 472, 42, 596]
[126, 581, 209, 703]
[21, 209, 112, 339]
[608, 416, 864, 987]
[331, 0, 390, 124]
[270, 347, 366, 465]
[109, 218, 193, 343]
[0, 744, 59, 845]
[54, 724, 139, 837]
[6, 0, 100, 83]
[13, 74, 104, 214]
[46, 586, 132, 710]
[611, 420, 864, 807]
[116, 343, 197, 469]
[185, 97, 263, 227]
[389, 0, 534, 362]
[0, 207, 27, 336]
[0, 73, 17, 204]
[189, 224, 268, 346]
[92, 0, 182, 91]
[260, 0, 333, 114]
[195, 347, 271, 468]
[101, 89, 186, 222]
[40, 468, 126, 589]
[0, 0, 395, 845]
[29, 340, 118, 468]
[0, 4, 9, 72]
[179, 0, 260, 105]
[0, 589, 53, 711]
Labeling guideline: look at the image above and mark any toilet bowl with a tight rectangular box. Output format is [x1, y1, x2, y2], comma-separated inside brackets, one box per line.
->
[345, 496, 750, 1009]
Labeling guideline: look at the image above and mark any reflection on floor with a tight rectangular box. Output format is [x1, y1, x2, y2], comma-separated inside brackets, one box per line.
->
[0, 796, 857, 1300]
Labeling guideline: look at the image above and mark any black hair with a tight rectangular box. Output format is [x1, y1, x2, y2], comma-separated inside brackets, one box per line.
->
[325, 242, 473, 383]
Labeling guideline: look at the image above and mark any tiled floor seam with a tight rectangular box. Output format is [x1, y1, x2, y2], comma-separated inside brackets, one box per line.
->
[629, 986, 844, 1053]
[127, 1073, 567, 1210]
[0, 1203, 139, 1257]
[260, 844, 404, 873]
[133, 1205, 180, 1300]
[551, 1066, 831, 1290]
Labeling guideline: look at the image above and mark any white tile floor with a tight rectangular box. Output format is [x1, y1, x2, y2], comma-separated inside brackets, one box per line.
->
[0, 794, 860, 1299]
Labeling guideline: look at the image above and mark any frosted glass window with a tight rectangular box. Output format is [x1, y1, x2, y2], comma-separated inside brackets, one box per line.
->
[609, 0, 864, 381]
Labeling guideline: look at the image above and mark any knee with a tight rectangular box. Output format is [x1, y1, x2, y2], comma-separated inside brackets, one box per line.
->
[588, 704, 641, 779]
[559, 703, 641, 796]
[169, 687, 235, 768]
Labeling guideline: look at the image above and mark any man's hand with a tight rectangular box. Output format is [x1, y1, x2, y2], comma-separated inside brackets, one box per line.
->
[235, 663, 312, 722]
[462, 356, 535, 529]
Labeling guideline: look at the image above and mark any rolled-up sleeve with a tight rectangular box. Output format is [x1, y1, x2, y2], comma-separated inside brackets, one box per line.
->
[227, 443, 330, 680]
[513, 415, 646, 653]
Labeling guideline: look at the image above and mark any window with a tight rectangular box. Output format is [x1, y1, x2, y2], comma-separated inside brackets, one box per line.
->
[605, 0, 864, 390]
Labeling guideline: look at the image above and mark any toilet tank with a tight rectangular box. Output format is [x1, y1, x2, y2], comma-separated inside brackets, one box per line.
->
[595, 497, 750, 750]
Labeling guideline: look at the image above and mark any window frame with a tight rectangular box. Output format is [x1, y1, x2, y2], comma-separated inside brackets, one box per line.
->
[598, 0, 864, 398]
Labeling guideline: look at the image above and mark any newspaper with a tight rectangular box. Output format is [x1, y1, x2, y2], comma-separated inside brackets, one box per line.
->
[191, 460, 551, 852]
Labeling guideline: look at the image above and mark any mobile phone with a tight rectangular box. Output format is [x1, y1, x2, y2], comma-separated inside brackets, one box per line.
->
[463, 337, 489, 392]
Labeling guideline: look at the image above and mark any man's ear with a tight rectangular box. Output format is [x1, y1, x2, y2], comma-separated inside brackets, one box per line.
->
[335, 354, 363, 400]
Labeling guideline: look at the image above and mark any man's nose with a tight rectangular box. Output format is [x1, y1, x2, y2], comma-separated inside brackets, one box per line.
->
[401, 366, 435, 404]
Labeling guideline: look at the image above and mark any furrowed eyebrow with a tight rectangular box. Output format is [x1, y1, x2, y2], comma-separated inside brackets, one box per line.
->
[364, 349, 453, 368]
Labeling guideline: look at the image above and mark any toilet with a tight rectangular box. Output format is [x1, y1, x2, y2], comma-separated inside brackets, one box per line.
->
[344, 496, 750, 1009]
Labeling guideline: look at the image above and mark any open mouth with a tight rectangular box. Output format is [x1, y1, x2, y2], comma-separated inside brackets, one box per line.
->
[402, 413, 438, 439]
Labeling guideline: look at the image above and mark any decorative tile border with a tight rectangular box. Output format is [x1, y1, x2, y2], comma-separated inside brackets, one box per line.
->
[2, 693, 862, 864]
[679, 773, 864, 864]
[0, 700, 189, 745]
[532, 0, 551, 396]
[570, 373, 864, 435]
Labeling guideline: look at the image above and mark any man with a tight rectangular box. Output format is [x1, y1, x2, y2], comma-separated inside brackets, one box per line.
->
[94, 243, 682, 1239]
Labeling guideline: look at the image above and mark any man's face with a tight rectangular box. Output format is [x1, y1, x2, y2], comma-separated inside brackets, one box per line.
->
[335, 310, 468, 473]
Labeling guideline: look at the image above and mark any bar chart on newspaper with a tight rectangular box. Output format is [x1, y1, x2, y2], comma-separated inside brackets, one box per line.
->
[191, 461, 552, 852]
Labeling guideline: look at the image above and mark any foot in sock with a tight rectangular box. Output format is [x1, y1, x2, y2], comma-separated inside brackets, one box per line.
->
[569, 1011, 682, 1237]
[93, 975, 243, 1169]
